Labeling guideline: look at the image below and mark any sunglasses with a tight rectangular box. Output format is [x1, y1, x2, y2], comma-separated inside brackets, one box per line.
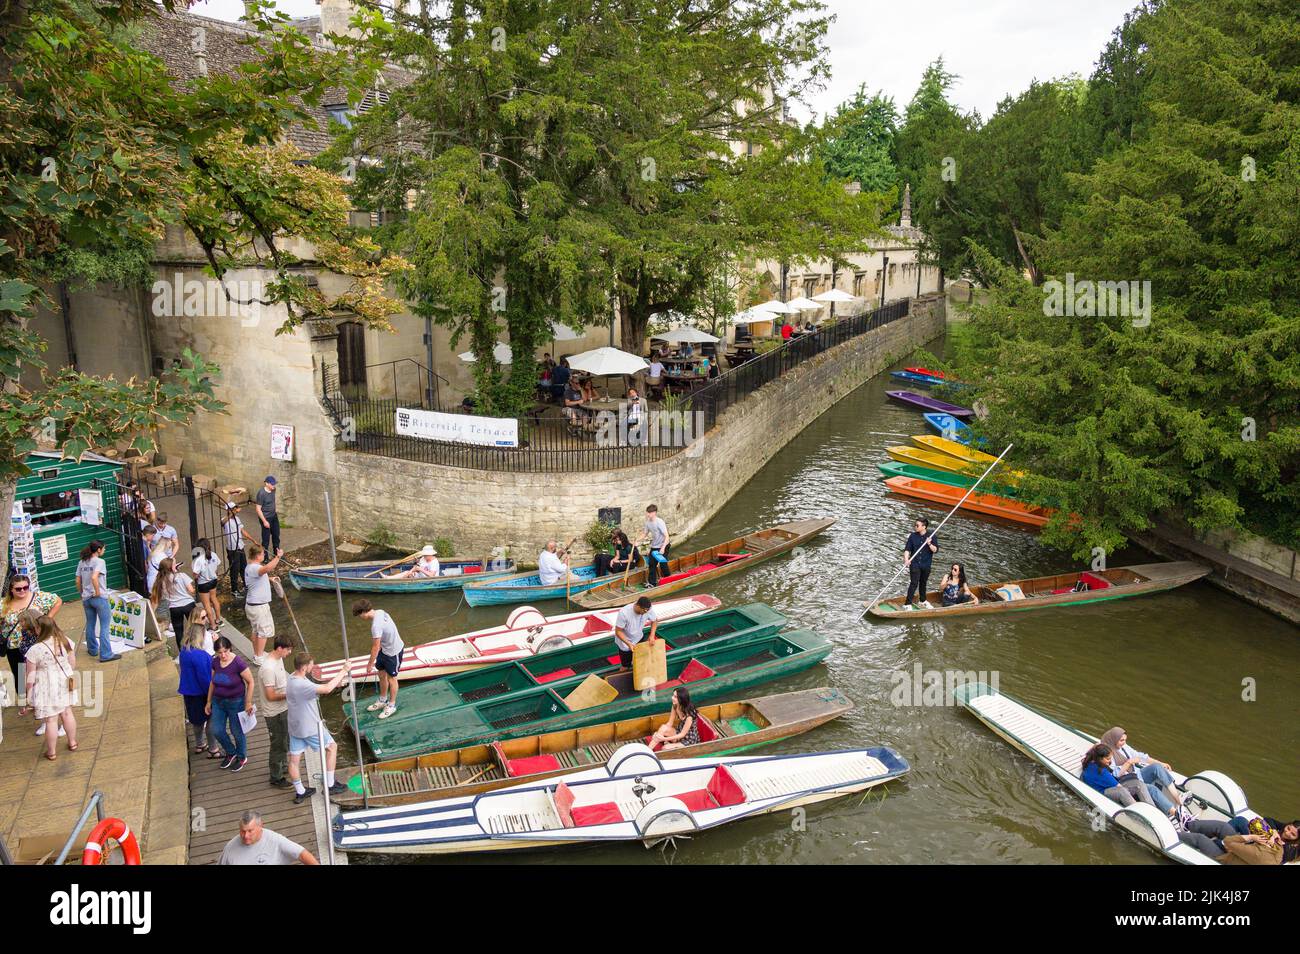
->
[11, 585, 29, 592]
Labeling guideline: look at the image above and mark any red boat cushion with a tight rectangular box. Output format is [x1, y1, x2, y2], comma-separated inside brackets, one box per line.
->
[462, 566, 481, 574]
[707, 766, 745, 807]
[1051, 587, 1073, 595]
[554, 782, 576, 828]
[676, 789, 717, 813]
[534, 667, 575, 684]
[571, 802, 623, 827]
[504, 753, 562, 777]
[678, 659, 715, 684]
[715, 553, 747, 563]
[1080, 572, 1111, 590]
[695, 716, 718, 743]
[654, 678, 683, 690]
[657, 571, 692, 585]
[606, 654, 622, 665]
[582, 617, 613, 636]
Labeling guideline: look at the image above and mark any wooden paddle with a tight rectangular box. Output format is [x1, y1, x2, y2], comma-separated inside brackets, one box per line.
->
[362, 549, 423, 579]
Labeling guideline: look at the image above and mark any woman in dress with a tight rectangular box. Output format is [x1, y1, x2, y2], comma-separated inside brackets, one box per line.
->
[24, 616, 78, 760]
[649, 687, 701, 752]
[191, 538, 223, 626]
[151, 557, 196, 650]
[1, 574, 62, 718]
[939, 563, 980, 607]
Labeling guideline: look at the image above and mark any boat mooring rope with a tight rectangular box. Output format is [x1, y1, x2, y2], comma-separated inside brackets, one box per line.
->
[859, 442, 1015, 619]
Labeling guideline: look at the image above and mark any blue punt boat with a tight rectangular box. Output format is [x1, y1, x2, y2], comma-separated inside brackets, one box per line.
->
[923, 412, 973, 442]
[463, 563, 605, 607]
[289, 559, 518, 594]
[889, 370, 942, 388]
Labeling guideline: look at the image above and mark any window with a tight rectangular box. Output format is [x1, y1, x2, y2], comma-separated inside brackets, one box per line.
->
[19, 491, 80, 527]
[326, 105, 353, 128]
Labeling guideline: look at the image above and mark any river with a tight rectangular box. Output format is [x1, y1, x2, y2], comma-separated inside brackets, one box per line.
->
[269, 332, 1300, 865]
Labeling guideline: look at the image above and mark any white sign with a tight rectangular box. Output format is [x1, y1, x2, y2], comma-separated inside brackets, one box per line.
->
[79, 488, 103, 526]
[270, 423, 295, 461]
[395, 407, 519, 447]
[40, 534, 68, 563]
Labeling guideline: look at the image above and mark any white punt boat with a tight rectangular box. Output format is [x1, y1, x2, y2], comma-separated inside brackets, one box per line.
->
[332, 743, 910, 855]
[954, 683, 1264, 865]
[317, 595, 722, 686]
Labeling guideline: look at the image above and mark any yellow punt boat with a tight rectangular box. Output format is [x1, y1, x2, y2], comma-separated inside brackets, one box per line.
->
[885, 445, 985, 476]
[908, 435, 1026, 481]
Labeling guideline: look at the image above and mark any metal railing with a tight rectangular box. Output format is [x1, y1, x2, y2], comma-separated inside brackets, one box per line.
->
[322, 298, 913, 473]
[3, 789, 110, 865]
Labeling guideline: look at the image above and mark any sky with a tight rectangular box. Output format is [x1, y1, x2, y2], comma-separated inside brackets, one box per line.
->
[190, 0, 1141, 120]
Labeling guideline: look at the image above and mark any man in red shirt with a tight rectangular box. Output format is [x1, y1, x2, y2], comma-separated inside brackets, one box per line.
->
[781, 322, 794, 340]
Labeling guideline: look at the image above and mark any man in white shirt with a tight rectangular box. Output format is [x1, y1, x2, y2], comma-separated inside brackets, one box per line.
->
[243, 544, 283, 662]
[352, 599, 404, 719]
[613, 596, 658, 670]
[383, 544, 440, 580]
[219, 810, 317, 865]
[642, 504, 671, 586]
[537, 540, 569, 586]
[154, 512, 179, 559]
[258, 635, 293, 788]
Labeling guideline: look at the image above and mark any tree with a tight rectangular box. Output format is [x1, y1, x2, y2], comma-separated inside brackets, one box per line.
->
[816, 86, 899, 197]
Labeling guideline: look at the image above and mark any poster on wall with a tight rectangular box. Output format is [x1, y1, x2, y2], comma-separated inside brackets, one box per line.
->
[78, 488, 103, 526]
[395, 407, 519, 447]
[40, 534, 68, 564]
[270, 423, 295, 461]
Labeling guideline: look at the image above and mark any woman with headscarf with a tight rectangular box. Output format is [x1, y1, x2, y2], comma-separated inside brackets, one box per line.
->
[1100, 726, 1193, 828]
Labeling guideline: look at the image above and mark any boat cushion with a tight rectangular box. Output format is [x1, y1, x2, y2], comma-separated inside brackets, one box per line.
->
[534, 667, 576, 684]
[570, 801, 623, 827]
[676, 789, 717, 813]
[654, 678, 683, 690]
[678, 659, 715, 684]
[606, 654, 623, 665]
[715, 553, 748, 563]
[695, 716, 718, 743]
[657, 571, 693, 585]
[1080, 572, 1111, 590]
[707, 766, 746, 807]
[462, 566, 481, 574]
[1050, 587, 1073, 595]
[503, 753, 563, 777]
[554, 782, 576, 828]
[582, 617, 613, 636]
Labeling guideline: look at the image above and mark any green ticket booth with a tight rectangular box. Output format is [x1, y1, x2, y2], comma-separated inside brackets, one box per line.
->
[9, 452, 128, 602]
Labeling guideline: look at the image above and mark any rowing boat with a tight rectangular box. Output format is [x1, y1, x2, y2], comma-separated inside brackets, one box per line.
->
[316, 594, 723, 684]
[462, 563, 603, 607]
[571, 517, 836, 611]
[905, 366, 948, 379]
[289, 558, 518, 593]
[885, 389, 974, 417]
[909, 434, 1025, 480]
[883, 475, 1052, 527]
[333, 686, 854, 806]
[345, 602, 787, 739]
[889, 370, 943, 388]
[355, 627, 832, 758]
[866, 561, 1210, 618]
[954, 682, 1268, 865]
[875, 461, 1021, 498]
[332, 743, 908, 855]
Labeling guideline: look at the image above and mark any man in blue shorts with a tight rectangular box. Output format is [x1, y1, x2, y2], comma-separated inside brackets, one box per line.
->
[286, 652, 349, 804]
[352, 598, 405, 720]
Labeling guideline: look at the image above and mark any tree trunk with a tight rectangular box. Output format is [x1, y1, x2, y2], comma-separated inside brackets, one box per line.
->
[0, 478, 16, 587]
[618, 294, 650, 356]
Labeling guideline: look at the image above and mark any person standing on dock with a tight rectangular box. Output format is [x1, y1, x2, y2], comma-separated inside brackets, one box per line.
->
[222, 502, 256, 599]
[153, 511, 179, 560]
[613, 596, 659, 671]
[903, 518, 938, 609]
[352, 599, 404, 720]
[219, 810, 318, 865]
[259, 635, 294, 789]
[255, 476, 281, 556]
[642, 505, 671, 587]
[286, 652, 349, 804]
[243, 544, 283, 663]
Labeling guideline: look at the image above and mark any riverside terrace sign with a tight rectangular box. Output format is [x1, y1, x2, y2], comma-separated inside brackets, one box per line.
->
[395, 407, 519, 447]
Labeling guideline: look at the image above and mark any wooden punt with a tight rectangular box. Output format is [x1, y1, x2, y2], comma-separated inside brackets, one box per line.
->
[885, 389, 974, 417]
[922, 412, 974, 443]
[954, 682, 1268, 865]
[909, 434, 1025, 480]
[889, 370, 942, 389]
[571, 517, 835, 611]
[866, 561, 1210, 618]
[462, 563, 604, 607]
[885, 444, 988, 476]
[876, 461, 1022, 499]
[883, 475, 1052, 527]
[333, 686, 853, 807]
[289, 558, 518, 593]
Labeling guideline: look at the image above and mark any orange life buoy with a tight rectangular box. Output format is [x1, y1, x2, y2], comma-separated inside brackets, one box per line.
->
[81, 817, 142, 865]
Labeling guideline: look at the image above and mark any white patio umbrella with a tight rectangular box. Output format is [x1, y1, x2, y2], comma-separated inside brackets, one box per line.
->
[656, 326, 719, 344]
[566, 346, 648, 376]
[732, 308, 775, 325]
[785, 296, 823, 311]
[458, 341, 514, 365]
[753, 298, 799, 314]
[812, 288, 856, 303]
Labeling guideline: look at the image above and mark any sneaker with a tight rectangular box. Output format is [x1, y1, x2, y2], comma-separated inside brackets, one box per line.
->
[327, 781, 349, 796]
[379, 704, 397, 720]
[1177, 805, 1196, 830]
[921, 601, 933, 609]
[229, 757, 248, 772]
[270, 778, 293, 789]
[293, 786, 317, 805]
[35, 725, 67, 738]
[366, 699, 388, 712]
[101, 653, 122, 662]
[220, 755, 237, 770]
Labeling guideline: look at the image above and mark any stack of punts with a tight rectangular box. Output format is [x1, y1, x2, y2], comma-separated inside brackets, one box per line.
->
[316, 594, 722, 684]
[463, 563, 603, 607]
[334, 687, 854, 806]
[885, 389, 974, 417]
[866, 561, 1210, 618]
[331, 743, 909, 855]
[954, 683, 1268, 865]
[289, 558, 518, 593]
[347, 612, 831, 759]
[572, 517, 835, 611]
[876, 461, 1022, 499]
[883, 475, 1051, 527]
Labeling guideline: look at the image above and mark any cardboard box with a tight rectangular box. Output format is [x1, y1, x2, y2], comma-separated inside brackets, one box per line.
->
[218, 485, 250, 506]
[11, 832, 80, 865]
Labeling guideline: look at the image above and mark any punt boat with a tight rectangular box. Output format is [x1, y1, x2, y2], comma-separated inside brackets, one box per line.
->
[876, 461, 1021, 499]
[885, 390, 974, 417]
[289, 558, 518, 593]
[354, 627, 833, 758]
[910, 434, 1023, 477]
[885, 444, 989, 476]
[316, 594, 722, 684]
[922, 412, 974, 442]
[462, 563, 603, 607]
[332, 743, 909, 855]
[889, 370, 943, 388]
[333, 687, 854, 806]
[954, 682, 1267, 865]
[865, 561, 1210, 618]
[572, 517, 835, 611]
[883, 475, 1052, 528]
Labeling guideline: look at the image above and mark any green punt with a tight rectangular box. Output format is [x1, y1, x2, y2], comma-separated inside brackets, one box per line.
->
[876, 461, 1022, 498]
[344, 603, 786, 737]
[357, 627, 833, 758]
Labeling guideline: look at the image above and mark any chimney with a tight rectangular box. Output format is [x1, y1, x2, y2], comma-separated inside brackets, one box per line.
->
[899, 182, 913, 228]
[319, 0, 362, 39]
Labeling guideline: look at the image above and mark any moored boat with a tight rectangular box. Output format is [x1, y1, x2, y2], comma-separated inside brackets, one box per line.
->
[954, 682, 1268, 865]
[866, 561, 1210, 618]
[889, 369, 943, 388]
[875, 461, 1021, 498]
[885, 444, 986, 476]
[572, 517, 835, 611]
[289, 558, 518, 593]
[922, 412, 974, 443]
[463, 563, 603, 607]
[316, 594, 723, 684]
[885, 389, 974, 417]
[332, 743, 909, 855]
[909, 434, 1025, 480]
[334, 686, 854, 806]
[883, 475, 1052, 527]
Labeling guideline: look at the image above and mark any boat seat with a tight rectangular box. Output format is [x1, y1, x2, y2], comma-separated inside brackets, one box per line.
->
[707, 765, 746, 807]
[675, 789, 717, 812]
[715, 553, 748, 563]
[534, 667, 576, 684]
[501, 752, 563, 778]
[1080, 572, 1111, 590]
[654, 658, 714, 691]
[570, 801, 623, 826]
[695, 715, 719, 743]
[462, 566, 482, 574]
[581, 617, 613, 636]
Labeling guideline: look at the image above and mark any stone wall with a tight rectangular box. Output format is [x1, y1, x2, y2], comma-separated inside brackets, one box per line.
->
[333, 294, 947, 557]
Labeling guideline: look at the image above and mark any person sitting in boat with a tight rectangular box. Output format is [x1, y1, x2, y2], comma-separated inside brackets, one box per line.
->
[1099, 727, 1194, 828]
[649, 686, 700, 751]
[1217, 817, 1289, 865]
[383, 545, 440, 580]
[613, 596, 658, 671]
[1080, 743, 1158, 810]
[594, 529, 638, 577]
[537, 540, 570, 586]
[939, 563, 979, 607]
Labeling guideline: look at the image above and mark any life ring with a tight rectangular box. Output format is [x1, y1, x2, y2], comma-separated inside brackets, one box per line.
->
[81, 817, 142, 866]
